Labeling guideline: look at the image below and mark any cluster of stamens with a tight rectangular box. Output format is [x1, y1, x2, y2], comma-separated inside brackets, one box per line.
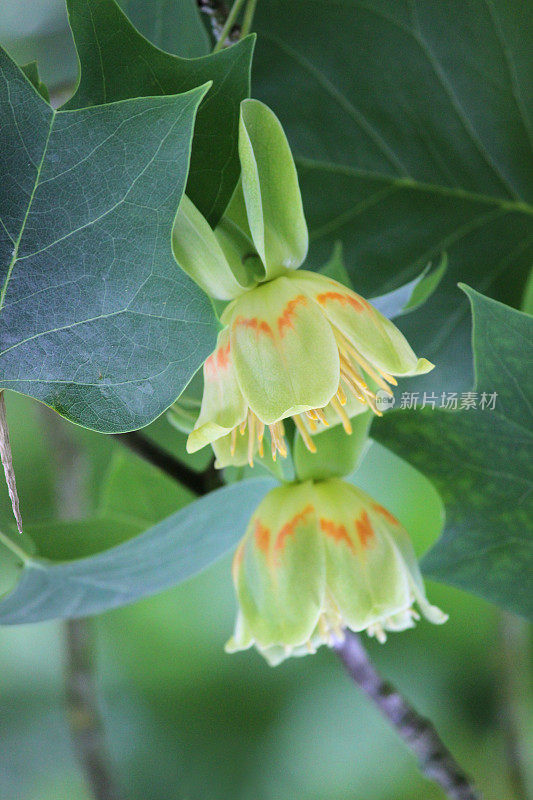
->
[229, 327, 398, 467]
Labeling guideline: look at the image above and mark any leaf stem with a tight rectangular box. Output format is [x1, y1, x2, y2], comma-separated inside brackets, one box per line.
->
[240, 0, 258, 37]
[212, 0, 247, 51]
[0, 528, 30, 564]
[334, 631, 482, 800]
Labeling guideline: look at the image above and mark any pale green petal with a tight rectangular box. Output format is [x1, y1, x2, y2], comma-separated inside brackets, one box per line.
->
[172, 195, 245, 300]
[380, 516, 448, 625]
[314, 480, 413, 630]
[230, 483, 325, 649]
[239, 99, 308, 279]
[186, 328, 247, 453]
[290, 271, 434, 377]
[224, 277, 340, 424]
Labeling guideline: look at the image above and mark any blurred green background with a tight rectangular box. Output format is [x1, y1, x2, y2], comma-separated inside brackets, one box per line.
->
[1, 2, 532, 799]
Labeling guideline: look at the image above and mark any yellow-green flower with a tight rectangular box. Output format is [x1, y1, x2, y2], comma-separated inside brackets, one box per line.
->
[226, 479, 447, 666]
[173, 99, 432, 466]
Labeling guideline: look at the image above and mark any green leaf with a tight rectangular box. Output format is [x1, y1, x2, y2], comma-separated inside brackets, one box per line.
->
[318, 242, 352, 287]
[371, 255, 447, 319]
[117, 0, 209, 57]
[65, 0, 255, 225]
[320, 242, 447, 319]
[0, 453, 275, 624]
[253, 0, 533, 391]
[0, 49, 216, 432]
[20, 61, 49, 102]
[373, 288, 533, 619]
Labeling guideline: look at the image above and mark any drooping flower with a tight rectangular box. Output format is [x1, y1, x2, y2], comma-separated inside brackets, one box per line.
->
[225, 479, 447, 666]
[173, 99, 433, 466]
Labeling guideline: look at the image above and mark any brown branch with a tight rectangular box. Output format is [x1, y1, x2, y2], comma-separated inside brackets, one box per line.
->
[65, 619, 123, 800]
[334, 631, 482, 800]
[40, 407, 123, 800]
[113, 430, 222, 495]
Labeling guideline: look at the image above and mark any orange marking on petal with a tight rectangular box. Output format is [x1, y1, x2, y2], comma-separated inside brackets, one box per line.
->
[316, 291, 367, 313]
[277, 294, 307, 337]
[372, 503, 399, 526]
[319, 518, 355, 552]
[204, 342, 232, 378]
[232, 541, 245, 582]
[216, 341, 231, 369]
[275, 504, 314, 552]
[254, 520, 270, 553]
[355, 511, 374, 548]
[233, 316, 274, 338]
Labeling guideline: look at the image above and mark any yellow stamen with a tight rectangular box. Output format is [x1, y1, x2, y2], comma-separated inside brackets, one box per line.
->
[336, 385, 347, 406]
[340, 354, 368, 389]
[330, 395, 352, 434]
[380, 370, 398, 385]
[230, 426, 237, 456]
[257, 420, 265, 458]
[294, 414, 317, 453]
[247, 411, 255, 467]
[314, 407, 329, 426]
[347, 348, 394, 395]
[341, 374, 366, 404]
[239, 418, 247, 435]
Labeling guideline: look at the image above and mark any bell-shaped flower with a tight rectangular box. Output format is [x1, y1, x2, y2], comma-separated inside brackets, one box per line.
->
[225, 479, 447, 666]
[173, 99, 433, 465]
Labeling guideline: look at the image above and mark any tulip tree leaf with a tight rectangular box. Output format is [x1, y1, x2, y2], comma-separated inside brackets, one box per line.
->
[373, 288, 533, 619]
[0, 49, 219, 432]
[253, 0, 533, 392]
[0, 452, 275, 624]
[65, 0, 255, 225]
[321, 242, 447, 319]
[117, 0, 209, 57]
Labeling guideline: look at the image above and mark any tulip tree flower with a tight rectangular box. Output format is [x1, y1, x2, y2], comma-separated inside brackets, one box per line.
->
[226, 479, 447, 666]
[173, 99, 433, 467]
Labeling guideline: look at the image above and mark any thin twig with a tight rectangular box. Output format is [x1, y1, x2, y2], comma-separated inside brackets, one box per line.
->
[40, 407, 123, 800]
[197, 0, 234, 42]
[334, 631, 482, 800]
[212, 0, 247, 51]
[497, 612, 533, 800]
[113, 430, 222, 495]
[241, 0, 258, 38]
[0, 391, 23, 534]
[65, 619, 122, 800]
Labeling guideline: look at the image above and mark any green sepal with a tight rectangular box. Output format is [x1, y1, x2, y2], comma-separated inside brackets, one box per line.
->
[172, 195, 247, 300]
[238, 99, 308, 279]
